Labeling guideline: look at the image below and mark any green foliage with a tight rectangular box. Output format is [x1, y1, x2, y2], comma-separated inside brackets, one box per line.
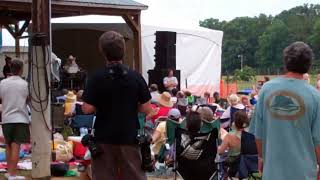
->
[232, 66, 257, 82]
[255, 19, 290, 68]
[200, 4, 320, 74]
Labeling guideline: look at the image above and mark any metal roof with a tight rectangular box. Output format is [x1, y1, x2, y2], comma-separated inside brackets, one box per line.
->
[1, 0, 148, 10]
[62, 0, 146, 9]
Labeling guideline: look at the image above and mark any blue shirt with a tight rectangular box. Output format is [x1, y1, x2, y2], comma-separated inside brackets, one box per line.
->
[250, 77, 320, 180]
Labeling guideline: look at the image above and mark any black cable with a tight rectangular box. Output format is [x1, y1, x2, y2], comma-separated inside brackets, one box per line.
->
[28, 36, 52, 131]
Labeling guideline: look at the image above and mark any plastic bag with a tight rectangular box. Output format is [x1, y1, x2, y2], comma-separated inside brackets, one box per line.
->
[52, 140, 73, 162]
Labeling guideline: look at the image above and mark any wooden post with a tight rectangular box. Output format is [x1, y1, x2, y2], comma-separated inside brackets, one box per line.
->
[122, 14, 142, 73]
[14, 23, 20, 57]
[31, 0, 51, 179]
[133, 14, 142, 73]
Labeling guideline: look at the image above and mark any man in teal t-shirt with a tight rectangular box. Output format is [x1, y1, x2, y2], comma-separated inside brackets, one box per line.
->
[250, 42, 320, 180]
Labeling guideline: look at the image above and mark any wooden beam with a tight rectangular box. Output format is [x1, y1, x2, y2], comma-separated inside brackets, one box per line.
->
[4, 24, 16, 38]
[122, 15, 139, 33]
[15, 23, 20, 57]
[131, 14, 142, 73]
[0, 17, 18, 25]
[17, 20, 30, 36]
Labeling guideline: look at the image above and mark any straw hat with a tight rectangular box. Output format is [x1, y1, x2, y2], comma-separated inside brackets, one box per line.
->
[158, 92, 173, 108]
[228, 94, 240, 106]
[65, 91, 76, 103]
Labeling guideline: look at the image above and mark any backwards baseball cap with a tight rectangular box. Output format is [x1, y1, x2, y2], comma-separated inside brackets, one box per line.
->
[168, 108, 181, 120]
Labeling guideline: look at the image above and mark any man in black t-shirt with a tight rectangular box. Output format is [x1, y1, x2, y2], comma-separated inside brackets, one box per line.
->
[82, 31, 152, 180]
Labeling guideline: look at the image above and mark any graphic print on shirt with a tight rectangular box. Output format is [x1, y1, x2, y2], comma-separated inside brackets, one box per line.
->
[265, 90, 305, 121]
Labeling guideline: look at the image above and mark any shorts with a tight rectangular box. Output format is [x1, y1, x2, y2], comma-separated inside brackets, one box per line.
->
[2, 123, 30, 145]
[92, 144, 147, 180]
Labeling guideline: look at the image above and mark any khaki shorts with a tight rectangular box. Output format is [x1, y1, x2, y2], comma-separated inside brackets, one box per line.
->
[2, 123, 30, 145]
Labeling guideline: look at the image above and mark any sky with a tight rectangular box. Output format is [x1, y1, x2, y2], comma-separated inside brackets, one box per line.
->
[2, 0, 319, 46]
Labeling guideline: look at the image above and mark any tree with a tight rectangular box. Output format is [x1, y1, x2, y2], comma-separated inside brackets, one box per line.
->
[255, 19, 290, 68]
[309, 18, 320, 63]
[232, 66, 257, 82]
[199, 3, 320, 74]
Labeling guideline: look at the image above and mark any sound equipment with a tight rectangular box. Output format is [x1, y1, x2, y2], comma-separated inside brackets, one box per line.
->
[149, 31, 180, 92]
[154, 31, 177, 70]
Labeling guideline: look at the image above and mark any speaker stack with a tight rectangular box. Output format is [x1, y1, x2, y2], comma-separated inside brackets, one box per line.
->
[148, 31, 181, 92]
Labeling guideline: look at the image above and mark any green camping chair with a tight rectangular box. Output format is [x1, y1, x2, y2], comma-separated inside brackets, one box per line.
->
[200, 119, 220, 133]
[156, 119, 181, 163]
[166, 119, 181, 145]
[138, 113, 146, 135]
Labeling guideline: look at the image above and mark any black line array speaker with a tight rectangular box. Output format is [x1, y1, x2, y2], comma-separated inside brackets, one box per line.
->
[154, 31, 177, 70]
[148, 31, 180, 92]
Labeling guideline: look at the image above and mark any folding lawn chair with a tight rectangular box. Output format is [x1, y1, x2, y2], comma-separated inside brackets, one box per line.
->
[70, 115, 95, 135]
[201, 120, 220, 133]
[174, 127, 219, 180]
[223, 131, 261, 180]
[156, 118, 180, 163]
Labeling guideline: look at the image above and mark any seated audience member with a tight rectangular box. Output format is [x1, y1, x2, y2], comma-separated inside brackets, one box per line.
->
[213, 92, 225, 108]
[152, 109, 181, 156]
[75, 90, 86, 115]
[171, 88, 179, 104]
[64, 91, 77, 117]
[218, 111, 249, 176]
[149, 92, 173, 124]
[196, 92, 211, 105]
[303, 73, 310, 83]
[218, 111, 249, 155]
[264, 76, 270, 83]
[150, 84, 160, 104]
[64, 55, 80, 74]
[241, 96, 252, 113]
[185, 111, 202, 133]
[249, 93, 257, 106]
[197, 107, 228, 139]
[176, 91, 188, 116]
[220, 94, 245, 129]
[184, 91, 194, 106]
[204, 92, 211, 104]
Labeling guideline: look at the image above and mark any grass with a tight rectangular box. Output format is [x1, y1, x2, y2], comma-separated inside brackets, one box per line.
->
[223, 74, 318, 91]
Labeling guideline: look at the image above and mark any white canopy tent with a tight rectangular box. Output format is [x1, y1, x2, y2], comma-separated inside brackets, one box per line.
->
[142, 25, 223, 96]
[2, 15, 223, 95]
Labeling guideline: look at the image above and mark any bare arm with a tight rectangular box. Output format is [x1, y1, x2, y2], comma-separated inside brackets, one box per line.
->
[139, 101, 159, 120]
[218, 135, 230, 154]
[256, 139, 263, 158]
[139, 101, 153, 114]
[82, 102, 96, 114]
[315, 145, 320, 166]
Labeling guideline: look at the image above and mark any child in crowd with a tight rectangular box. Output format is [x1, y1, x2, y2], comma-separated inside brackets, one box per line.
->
[176, 91, 188, 116]
[184, 91, 194, 106]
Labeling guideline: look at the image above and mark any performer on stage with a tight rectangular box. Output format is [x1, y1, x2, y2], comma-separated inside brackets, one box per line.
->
[163, 69, 178, 92]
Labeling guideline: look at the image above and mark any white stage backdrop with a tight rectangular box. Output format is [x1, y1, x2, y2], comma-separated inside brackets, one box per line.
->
[142, 25, 223, 96]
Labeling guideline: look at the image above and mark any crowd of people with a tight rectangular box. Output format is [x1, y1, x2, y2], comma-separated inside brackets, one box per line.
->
[1, 29, 320, 180]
